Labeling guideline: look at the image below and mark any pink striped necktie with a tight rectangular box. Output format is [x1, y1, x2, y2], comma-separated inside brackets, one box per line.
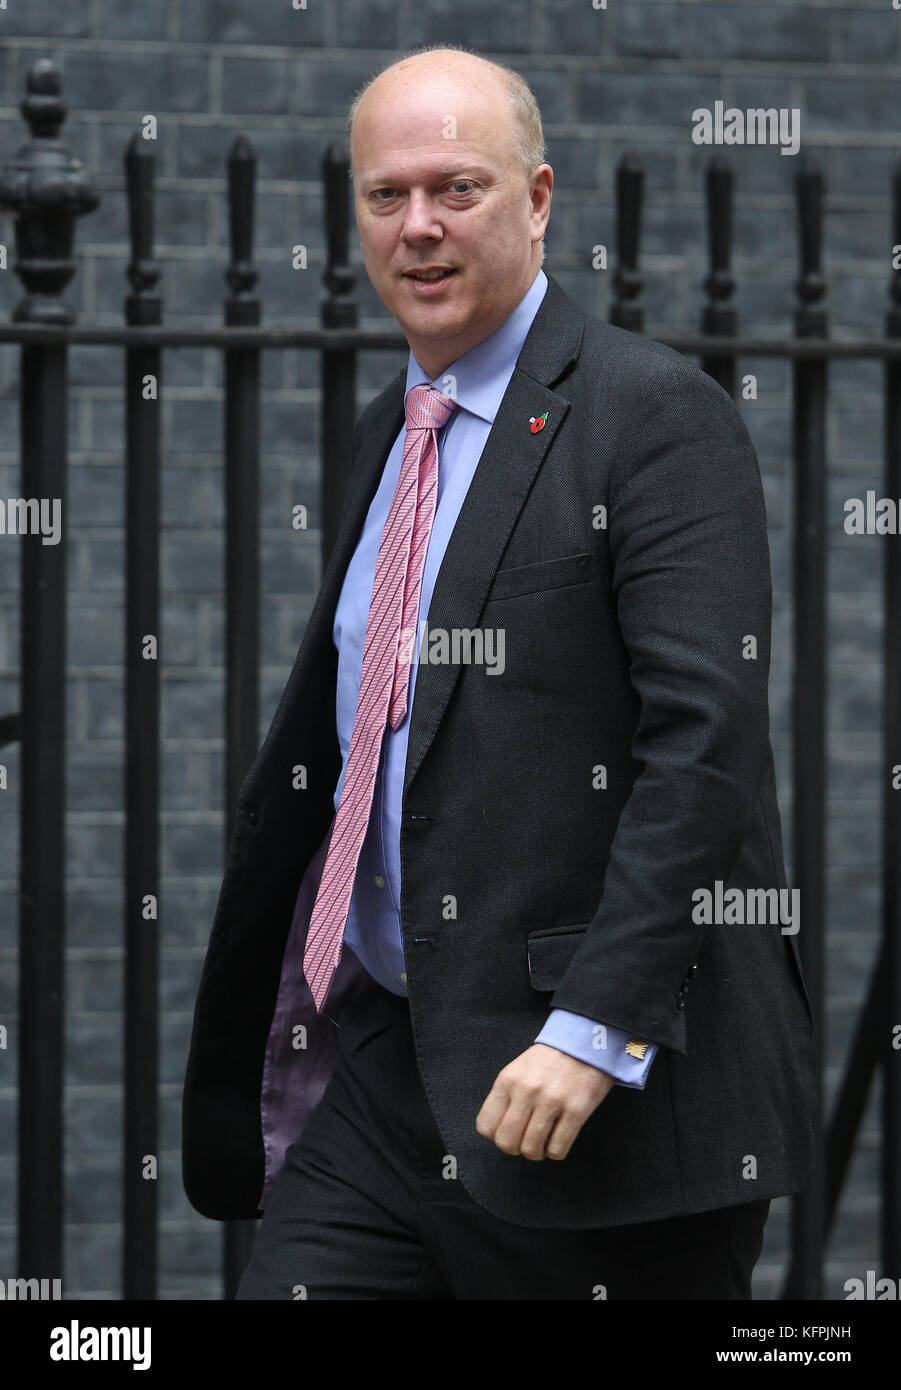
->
[303, 382, 458, 1011]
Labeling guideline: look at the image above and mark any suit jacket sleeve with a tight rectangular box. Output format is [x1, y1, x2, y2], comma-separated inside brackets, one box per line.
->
[548, 358, 774, 1056]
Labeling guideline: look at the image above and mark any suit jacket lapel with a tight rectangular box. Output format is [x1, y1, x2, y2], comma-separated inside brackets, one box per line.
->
[404, 274, 584, 798]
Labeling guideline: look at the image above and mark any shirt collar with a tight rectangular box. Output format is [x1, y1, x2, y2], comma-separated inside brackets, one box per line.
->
[404, 268, 548, 426]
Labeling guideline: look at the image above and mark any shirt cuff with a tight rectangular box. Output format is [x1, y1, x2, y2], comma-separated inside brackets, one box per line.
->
[535, 1009, 658, 1089]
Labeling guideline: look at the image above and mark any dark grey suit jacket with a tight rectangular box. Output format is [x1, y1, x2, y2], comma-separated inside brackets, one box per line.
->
[182, 273, 817, 1229]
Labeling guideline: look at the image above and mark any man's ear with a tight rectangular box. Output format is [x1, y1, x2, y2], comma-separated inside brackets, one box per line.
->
[529, 163, 553, 238]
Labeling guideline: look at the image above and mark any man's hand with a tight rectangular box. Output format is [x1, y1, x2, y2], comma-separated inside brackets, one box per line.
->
[475, 1043, 615, 1161]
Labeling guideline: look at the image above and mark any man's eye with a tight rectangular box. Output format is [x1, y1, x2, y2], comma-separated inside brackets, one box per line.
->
[448, 181, 474, 194]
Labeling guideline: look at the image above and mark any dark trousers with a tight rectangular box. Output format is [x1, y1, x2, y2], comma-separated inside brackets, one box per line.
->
[236, 983, 770, 1300]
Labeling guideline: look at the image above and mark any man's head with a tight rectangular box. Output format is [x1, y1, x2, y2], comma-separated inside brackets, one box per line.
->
[347, 46, 553, 380]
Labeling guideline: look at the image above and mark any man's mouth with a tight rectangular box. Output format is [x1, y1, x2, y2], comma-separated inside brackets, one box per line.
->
[404, 267, 457, 290]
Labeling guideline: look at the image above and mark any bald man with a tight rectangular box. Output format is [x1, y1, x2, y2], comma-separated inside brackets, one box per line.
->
[182, 45, 817, 1301]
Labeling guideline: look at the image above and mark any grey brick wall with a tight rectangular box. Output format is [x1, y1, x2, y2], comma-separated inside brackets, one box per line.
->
[0, 0, 893, 1299]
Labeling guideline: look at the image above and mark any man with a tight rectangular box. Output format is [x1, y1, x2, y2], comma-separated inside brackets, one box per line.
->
[182, 45, 817, 1300]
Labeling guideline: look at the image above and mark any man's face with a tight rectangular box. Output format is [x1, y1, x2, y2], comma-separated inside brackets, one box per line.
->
[351, 62, 552, 377]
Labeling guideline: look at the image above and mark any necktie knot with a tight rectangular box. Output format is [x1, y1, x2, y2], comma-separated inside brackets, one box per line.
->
[405, 382, 457, 433]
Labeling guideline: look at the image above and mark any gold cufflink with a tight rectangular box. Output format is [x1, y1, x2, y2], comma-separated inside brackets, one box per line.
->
[625, 1039, 648, 1059]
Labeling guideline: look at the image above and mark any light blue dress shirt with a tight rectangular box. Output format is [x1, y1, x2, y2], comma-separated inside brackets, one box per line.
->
[330, 267, 656, 1089]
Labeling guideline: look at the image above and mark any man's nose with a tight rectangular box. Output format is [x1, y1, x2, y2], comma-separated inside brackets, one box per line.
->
[401, 191, 443, 242]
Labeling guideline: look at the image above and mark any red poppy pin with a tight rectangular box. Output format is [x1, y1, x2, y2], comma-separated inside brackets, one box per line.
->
[529, 411, 548, 434]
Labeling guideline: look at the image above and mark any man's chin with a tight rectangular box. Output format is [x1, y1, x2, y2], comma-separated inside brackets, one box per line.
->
[392, 302, 473, 345]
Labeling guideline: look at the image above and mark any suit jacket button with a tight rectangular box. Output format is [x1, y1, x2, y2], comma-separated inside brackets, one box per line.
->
[246, 806, 258, 825]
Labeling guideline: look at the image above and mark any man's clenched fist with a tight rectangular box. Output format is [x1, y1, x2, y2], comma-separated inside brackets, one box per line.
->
[475, 1043, 614, 1161]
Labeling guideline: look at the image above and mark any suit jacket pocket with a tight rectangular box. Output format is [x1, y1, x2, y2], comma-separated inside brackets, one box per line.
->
[488, 551, 592, 602]
[526, 923, 589, 992]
